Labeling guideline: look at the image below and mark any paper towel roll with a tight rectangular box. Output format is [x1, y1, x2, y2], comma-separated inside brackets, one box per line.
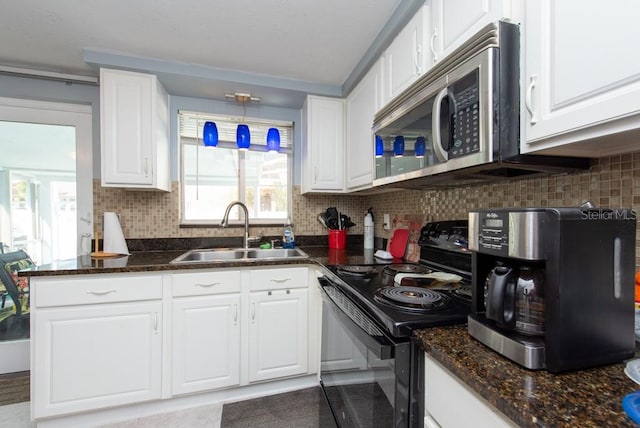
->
[103, 212, 129, 255]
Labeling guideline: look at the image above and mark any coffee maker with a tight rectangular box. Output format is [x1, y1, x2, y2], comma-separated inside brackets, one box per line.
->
[468, 207, 636, 372]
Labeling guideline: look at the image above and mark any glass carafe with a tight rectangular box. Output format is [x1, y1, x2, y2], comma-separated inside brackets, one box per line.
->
[513, 265, 545, 336]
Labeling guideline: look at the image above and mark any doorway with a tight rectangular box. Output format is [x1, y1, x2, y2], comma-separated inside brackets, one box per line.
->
[0, 97, 92, 373]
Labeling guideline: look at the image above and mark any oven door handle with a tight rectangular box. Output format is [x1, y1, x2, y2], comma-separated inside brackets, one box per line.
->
[318, 277, 395, 360]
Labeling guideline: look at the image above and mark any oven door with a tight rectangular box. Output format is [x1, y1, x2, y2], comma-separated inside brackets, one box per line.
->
[318, 276, 415, 428]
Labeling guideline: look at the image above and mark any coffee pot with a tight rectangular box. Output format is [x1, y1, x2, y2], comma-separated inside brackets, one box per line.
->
[485, 263, 545, 336]
[468, 207, 636, 372]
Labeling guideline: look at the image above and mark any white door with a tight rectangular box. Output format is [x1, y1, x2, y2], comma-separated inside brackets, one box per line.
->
[248, 288, 308, 382]
[0, 97, 92, 374]
[172, 294, 241, 395]
[33, 301, 162, 418]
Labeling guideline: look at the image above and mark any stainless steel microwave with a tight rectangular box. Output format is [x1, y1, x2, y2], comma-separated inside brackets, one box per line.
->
[372, 21, 588, 189]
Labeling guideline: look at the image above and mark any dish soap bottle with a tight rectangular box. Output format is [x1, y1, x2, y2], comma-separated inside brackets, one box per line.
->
[283, 219, 295, 248]
[364, 208, 374, 249]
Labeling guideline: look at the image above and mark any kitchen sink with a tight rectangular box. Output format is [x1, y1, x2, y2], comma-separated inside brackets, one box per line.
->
[170, 247, 309, 264]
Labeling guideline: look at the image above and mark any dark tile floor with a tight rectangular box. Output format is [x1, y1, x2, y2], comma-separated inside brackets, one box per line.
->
[221, 387, 337, 428]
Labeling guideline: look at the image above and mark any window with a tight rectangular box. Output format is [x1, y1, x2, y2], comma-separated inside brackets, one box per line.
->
[179, 111, 293, 225]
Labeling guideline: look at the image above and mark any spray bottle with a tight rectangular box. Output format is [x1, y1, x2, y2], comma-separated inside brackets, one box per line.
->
[364, 208, 374, 249]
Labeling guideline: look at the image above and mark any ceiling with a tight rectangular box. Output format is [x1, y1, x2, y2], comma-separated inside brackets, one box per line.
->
[0, 0, 418, 107]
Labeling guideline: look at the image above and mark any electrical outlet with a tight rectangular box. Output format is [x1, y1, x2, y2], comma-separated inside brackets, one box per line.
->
[383, 214, 390, 230]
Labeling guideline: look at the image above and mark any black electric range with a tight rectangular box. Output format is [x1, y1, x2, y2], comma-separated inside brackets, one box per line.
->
[318, 220, 472, 428]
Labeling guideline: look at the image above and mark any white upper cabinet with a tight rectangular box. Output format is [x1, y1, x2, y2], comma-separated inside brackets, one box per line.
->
[301, 95, 345, 193]
[345, 61, 380, 190]
[521, 1, 640, 156]
[430, 0, 516, 64]
[384, 6, 431, 102]
[100, 68, 170, 191]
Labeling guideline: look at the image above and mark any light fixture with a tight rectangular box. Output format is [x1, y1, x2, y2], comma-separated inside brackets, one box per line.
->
[236, 124, 250, 150]
[393, 136, 404, 157]
[375, 135, 384, 158]
[415, 136, 426, 158]
[202, 121, 218, 147]
[266, 128, 281, 152]
[228, 92, 258, 151]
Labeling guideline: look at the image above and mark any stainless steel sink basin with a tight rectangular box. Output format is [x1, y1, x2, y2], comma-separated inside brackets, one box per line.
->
[170, 247, 309, 264]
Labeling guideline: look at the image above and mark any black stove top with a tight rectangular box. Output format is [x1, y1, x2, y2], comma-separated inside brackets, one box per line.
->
[321, 220, 473, 338]
[325, 263, 470, 338]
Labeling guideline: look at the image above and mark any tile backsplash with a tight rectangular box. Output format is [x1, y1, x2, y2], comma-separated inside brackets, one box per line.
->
[94, 151, 640, 263]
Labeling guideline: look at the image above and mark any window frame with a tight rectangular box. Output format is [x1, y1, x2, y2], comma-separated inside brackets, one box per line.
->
[178, 112, 294, 227]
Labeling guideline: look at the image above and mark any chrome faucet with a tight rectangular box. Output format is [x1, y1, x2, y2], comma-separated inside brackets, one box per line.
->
[220, 201, 250, 249]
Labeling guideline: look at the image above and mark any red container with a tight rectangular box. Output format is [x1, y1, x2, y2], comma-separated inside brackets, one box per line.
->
[328, 229, 347, 249]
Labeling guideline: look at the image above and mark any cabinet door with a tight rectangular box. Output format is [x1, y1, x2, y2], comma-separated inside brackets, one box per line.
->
[320, 299, 367, 372]
[424, 354, 516, 427]
[521, 0, 640, 155]
[302, 96, 345, 193]
[431, 0, 511, 63]
[33, 301, 162, 418]
[172, 294, 240, 395]
[346, 66, 377, 190]
[100, 68, 170, 191]
[385, 6, 428, 101]
[248, 288, 308, 382]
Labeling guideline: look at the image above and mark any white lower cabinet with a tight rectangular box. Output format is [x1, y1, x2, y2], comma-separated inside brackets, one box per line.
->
[320, 299, 367, 372]
[171, 294, 241, 395]
[171, 269, 242, 395]
[33, 293, 162, 418]
[424, 353, 516, 428]
[248, 288, 308, 382]
[31, 266, 317, 423]
[247, 267, 309, 382]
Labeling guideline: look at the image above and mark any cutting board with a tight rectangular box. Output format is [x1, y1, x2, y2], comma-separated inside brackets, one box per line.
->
[388, 228, 409, 259]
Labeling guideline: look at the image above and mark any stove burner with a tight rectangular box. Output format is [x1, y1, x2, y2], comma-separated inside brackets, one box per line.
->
[337, 265, 378, 278]
[383, 264, 429, 275]
[374, 286, 451, 312]
[451, 285, 472, 302]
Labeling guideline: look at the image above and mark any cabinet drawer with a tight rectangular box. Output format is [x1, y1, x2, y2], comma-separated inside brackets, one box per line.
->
[250, 267, 308, 291]
[172, 270, 241, 297]
[33, 274, 162, 308]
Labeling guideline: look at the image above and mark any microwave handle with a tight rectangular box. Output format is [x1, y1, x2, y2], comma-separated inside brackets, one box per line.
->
[432, 87, 449, 162]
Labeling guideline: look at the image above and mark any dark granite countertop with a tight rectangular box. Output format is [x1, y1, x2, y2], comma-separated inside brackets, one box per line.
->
[23, 243, 638, 427]
[414, 325, 639, 427]
[19, 245, 392, 277]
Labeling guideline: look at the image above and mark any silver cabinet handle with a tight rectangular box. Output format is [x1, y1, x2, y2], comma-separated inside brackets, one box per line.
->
[144, 157, 149, 176]
[270, 278, 292, 284]
[251, 303, 256, 323]
[233, 304, 238, 324]
[153, 313, 159, 335]
[86, 289, 117, 296]
[414, 35, 422, 74]
[195, 282, 220, 288]
[525, 75, 537, 125]
[430, 28, 438, 63]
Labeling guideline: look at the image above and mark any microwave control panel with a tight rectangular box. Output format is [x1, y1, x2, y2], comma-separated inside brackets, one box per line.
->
[450, 70, 480, 159]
